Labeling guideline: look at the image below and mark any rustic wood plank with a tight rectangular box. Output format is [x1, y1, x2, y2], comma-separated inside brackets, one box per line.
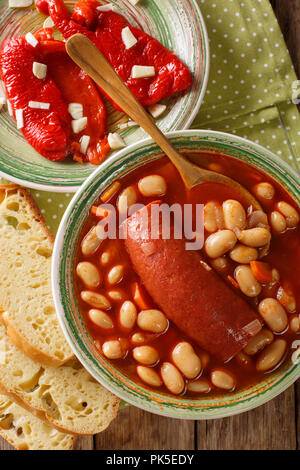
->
[271, 0, 300, 78]
[95, 406, 195, 450]
[0, 435, 14, 450]
[197, 387, 296, 450]
[73, 435, 94, 450]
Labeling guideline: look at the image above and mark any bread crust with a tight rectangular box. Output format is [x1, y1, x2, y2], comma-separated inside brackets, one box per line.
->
[0, 378, 120, 435]
[0, 184, 73, 364]
[2, 314, 69, 367]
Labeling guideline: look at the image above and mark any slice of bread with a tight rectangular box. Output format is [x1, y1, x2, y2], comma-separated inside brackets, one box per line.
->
[0, 323, 119, 435]
[0, 394, 75, 450]
[0, 184, 73, 366]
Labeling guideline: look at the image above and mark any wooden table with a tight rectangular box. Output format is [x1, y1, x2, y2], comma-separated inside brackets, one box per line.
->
[1, 0, 299, 451]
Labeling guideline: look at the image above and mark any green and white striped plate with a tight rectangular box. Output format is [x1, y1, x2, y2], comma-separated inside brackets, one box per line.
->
[53, 130, 300, 420]
[0, 0, 209, 191]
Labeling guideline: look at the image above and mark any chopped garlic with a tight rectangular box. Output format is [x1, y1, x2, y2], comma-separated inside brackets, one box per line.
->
[9, 0, 32, 7]
[32, 62, 47, 80]
[43, 16, 55, 28]
[15, 109, 24, 129]
[121, 27, 137, 50]
[25, 32, 38, 48]
[148, 103, 167, 119]
[96, 3, 115, 12]
[7, 100, 13, 116]
[128, 0, 140, 5]
[79, 135, 90, 154]
[72, 117, 87, 134]
[131, 65, 155, 79]
[28, 101, 50, 110]
[68, 103, 83, 120]
[118, 121, 138, 130]
[108, 132, 126, 150]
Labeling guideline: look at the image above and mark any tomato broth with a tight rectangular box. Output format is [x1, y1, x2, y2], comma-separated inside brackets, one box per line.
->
[74, 153, 300, 398]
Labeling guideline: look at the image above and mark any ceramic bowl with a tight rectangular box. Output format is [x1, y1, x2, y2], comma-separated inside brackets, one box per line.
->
[52, 130, 300, 419]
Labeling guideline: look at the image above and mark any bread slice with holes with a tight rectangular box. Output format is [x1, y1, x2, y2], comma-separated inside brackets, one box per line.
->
[0, 184, 73, 365]
[0, 323, 119, 435]
[0, 394, 76, 450]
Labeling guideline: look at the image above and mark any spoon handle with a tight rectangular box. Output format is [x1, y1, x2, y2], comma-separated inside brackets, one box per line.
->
[66, 33, 195, 188]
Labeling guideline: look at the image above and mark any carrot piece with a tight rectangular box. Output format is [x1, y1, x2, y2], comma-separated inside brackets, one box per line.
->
[90, 205, 99, 216]
[227, 275, 239, 289]
[131, 282, 151, 310]
[101, 181, 121, 203]
[90, 205, 110, 218]
[73, 154, 84, 164]
[250, 261, 273, 283]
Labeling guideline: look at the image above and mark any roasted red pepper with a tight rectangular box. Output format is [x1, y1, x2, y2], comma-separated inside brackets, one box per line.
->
[0, 34, 108, 163]
[36, 0, 192, 108]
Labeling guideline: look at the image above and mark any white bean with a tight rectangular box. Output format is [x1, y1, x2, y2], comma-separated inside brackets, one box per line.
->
[138, 175, 167, 197]
[211, 257, 229, 271]
[253, 182, 275, 201]
[107, 265, 124, 285]
[205, 230, 237, 258]
[102, 340, 124, 359]
[187, 378, 211, 394]
[80, 291, 111, 309]
[199, 352, 210, 369]
[237, 227, 271, 247]
[256, 339, 287, 371]
[243, 328, 274, 355]
[76, 262, 101, 288]
[119, 301, 137, 330]
[107, 288, 126, 302]
[258, 298, 288, 333]
[289, 315, 300, 333]
[204, 201, 224, 233]
[131, 332, 153, 345]
[277, 285, 296, 313]
[133, 346, 159, 365]
[223, 200, 246, 230]
[211, 369, 236, 390]
[234, 265, 262, 297]
[235, 351, 252, 368]
[161, 362, 185, 395]
[88, 309, 114, 329]
[137, 366, 162, 387]
[117, 186, 137, 215]
[171, 342, 202, 379]
[270, 211, 287, 233]
[81, 226, 104, 256]
[137, 310, 168, 333]
[277, 201, 299, 228]
[229, 244, 258, 263]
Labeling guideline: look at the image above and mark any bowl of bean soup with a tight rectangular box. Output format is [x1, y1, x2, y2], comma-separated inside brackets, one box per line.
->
[52, 130, 300, 419]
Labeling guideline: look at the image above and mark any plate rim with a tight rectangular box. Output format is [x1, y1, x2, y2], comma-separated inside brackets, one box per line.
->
[0, 0, 210, 192]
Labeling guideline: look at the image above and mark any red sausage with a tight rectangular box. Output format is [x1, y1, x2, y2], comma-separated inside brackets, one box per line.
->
[123, 203, 262, 361]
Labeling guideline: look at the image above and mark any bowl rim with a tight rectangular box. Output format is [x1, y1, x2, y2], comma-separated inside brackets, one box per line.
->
[0, 0, 210, 193]
[52, 129, 300, 420]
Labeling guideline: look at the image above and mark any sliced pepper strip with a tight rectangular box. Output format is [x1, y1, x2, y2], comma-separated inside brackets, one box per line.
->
[0, 36, 70, 161]
[36, 0, 192, 109]
[0, 35, 108, 163]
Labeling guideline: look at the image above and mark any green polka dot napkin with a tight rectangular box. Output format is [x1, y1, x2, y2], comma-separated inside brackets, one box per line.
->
[2, 0, 300, 235]
[193, 0, 300, 172]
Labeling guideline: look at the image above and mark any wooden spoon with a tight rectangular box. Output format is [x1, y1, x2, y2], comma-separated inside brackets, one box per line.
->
[66, 34, 261, 209]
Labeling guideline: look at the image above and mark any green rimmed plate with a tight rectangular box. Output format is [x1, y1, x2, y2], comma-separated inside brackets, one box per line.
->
[0, 0, 209, 192]
[52, 130, 300, 420]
